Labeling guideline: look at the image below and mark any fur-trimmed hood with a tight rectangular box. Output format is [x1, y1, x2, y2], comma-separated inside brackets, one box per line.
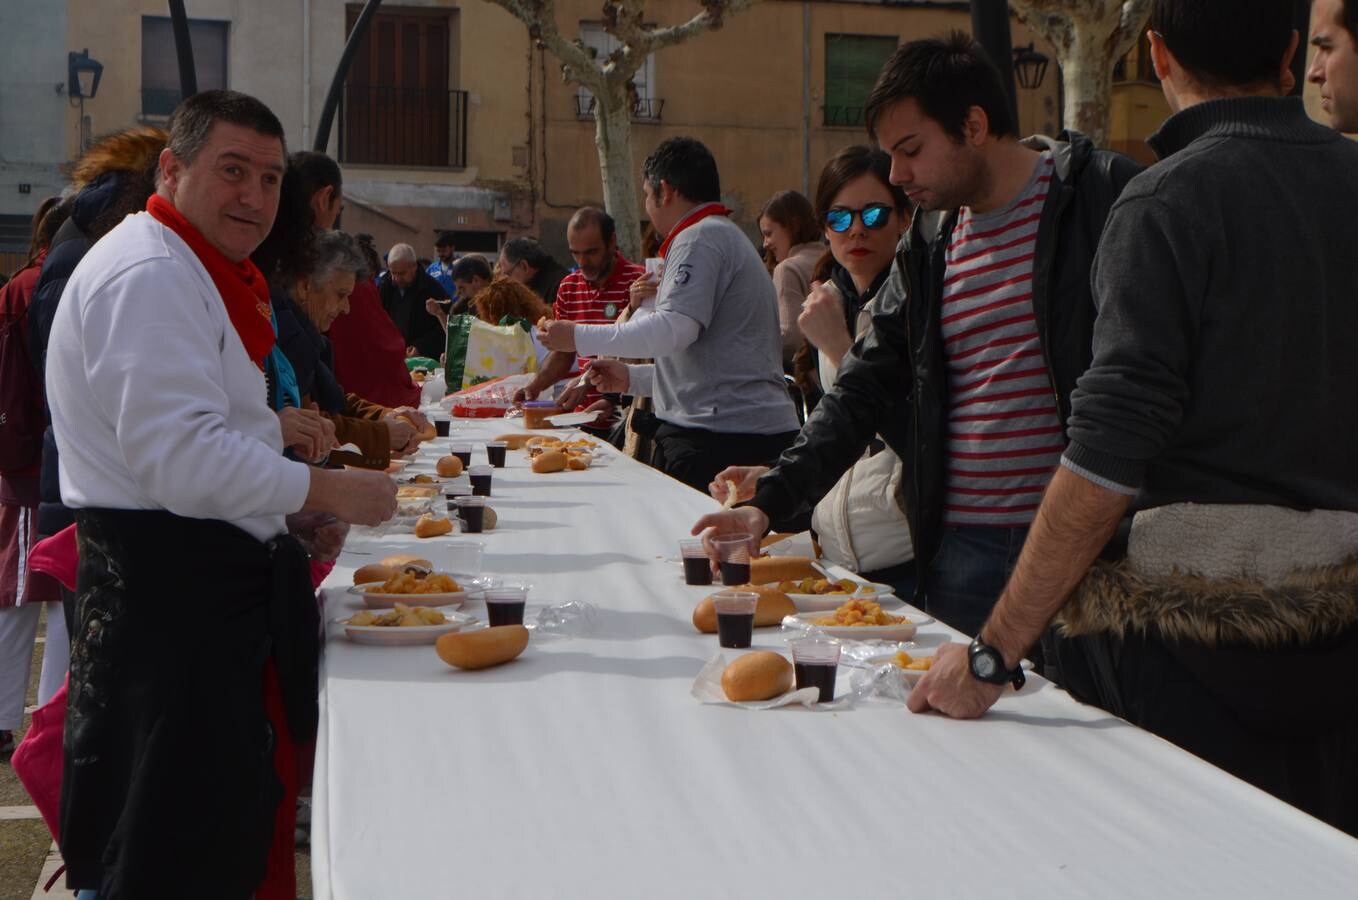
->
[1060, 555, 1358, 649]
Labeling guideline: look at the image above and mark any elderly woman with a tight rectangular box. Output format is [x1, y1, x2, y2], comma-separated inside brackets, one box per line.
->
[274, 231, 420, 469]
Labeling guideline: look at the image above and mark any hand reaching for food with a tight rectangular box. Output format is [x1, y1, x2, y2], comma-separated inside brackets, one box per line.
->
[709, 466, 769, 506]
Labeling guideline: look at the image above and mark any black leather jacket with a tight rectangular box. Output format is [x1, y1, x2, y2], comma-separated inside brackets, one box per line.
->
[750, 133, 1142, 598]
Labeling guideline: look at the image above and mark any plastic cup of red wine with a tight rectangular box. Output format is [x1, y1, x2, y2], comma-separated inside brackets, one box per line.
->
[713, 534, 753, 586]
[713, 590, 758, 648]
[485, 585, 528, 627]
[679, 539, 713, 586]
[789, 637, 841, 703]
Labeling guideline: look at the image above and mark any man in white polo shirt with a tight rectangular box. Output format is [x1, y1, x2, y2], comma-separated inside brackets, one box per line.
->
[45, 90, 395, 895]
[539, 137, 800, 491]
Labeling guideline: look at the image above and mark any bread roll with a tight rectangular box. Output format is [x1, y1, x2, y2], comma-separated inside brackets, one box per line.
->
[495, 433, 534, 450]
[436, 625, 530, 670]
[721, 651, 793, 702]
[749, 555, 819, 585]
[566, 453, 591, 471]
[436, 455, 464, 477]
[531, 449, 567, 473]
[482, 507, 498, 530]
[353, 563, 395, 585]
[692, 584, 796, 634]
[379, 554, 433, 569]
[414, 515, 454, 538]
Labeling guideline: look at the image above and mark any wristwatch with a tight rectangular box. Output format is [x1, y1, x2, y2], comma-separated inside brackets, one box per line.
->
[968, 636, 1026, 690]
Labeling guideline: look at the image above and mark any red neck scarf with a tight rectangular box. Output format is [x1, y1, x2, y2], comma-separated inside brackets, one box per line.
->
[658, 203, 733, 258]
[146, 194, 275, 368]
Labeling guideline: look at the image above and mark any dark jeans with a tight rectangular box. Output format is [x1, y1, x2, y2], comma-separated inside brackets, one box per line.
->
[650, 422, 798, 493]
[1055, 627, 1358, 837]
[922, 525, 1029, 639]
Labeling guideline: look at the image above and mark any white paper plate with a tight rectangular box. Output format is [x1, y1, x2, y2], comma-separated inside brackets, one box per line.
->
[784, 582, 896, 612]
[788, 610, 930, 642]
[341, 609, 477, 645]
[353, 575, 494, 609]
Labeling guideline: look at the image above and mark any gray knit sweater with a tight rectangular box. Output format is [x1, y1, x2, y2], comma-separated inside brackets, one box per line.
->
[1062, 97, 1358, 514]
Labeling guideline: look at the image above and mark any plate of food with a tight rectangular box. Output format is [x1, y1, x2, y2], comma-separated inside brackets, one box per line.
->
[788, 599, 931, 641]
[340, 604, 477, 645]
[777, 577, 896, 612]
[354, 570, 493, 609]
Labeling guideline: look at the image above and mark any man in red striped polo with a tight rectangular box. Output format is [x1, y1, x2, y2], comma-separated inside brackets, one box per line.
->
[694, 33, 1141, 645]
[516, 207, 644, 429]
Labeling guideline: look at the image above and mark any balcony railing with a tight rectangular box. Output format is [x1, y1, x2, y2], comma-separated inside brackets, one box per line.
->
[574, 95, 665, 121]
[340, 85, 468, 169]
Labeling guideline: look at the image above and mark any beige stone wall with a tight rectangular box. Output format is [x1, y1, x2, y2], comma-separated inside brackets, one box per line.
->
[532, 0, 1061, 245]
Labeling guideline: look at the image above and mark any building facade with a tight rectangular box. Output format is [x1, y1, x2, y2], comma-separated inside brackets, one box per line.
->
[0, 0, 1330, 271]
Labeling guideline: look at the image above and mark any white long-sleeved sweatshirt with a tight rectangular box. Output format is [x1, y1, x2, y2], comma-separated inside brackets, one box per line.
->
[45, 212, 312, 542]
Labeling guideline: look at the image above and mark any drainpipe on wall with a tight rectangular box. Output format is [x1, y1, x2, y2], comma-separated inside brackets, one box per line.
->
[302, 0, 311, 147]
[802, 1, 810, 198]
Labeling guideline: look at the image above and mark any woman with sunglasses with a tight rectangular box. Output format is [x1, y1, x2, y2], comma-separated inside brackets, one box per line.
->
[712, 146, 918, 596]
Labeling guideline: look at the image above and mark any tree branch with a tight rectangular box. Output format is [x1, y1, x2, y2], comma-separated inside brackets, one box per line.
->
[484, 0, 605, 89]
[1113, 0, 1154, 61]
[643, 0, 761, 53]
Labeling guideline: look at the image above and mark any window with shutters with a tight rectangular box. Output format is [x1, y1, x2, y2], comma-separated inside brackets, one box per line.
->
[341, 6, 467, 168]
[575, 23, 662, 121]
[823, 34, 898, 128]
[141, 16, 229, 118]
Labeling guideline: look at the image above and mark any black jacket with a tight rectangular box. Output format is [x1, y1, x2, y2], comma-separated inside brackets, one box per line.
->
[378, 268, 448, 360]
[750, 133, 1142, 597]
[28, 172, 128, 538]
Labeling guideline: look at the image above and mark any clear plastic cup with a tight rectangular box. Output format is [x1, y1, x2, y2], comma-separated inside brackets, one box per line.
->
[790, 637, 841, 703]
[454, 495, 487, 533]
[450, 442, 472, 468]
[485, 441, 508, 468]
[436, 541, 483, 575]
[712, 534, 753, 586]
[678, 539, 713, 586]
[469, 465, 493, 497]
[712, 590, 759, 648]
[485, 585, 529, 627]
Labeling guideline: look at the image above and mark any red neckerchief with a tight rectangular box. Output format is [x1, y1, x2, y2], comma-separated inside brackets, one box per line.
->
[657, 203, 733, 258]
[146, 193, 275, 368]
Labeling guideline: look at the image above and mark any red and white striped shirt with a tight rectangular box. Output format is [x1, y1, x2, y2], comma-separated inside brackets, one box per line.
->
[940, 153, 1062, 527]
[552, 254, 645, 326]
[552, 253, 645, 407]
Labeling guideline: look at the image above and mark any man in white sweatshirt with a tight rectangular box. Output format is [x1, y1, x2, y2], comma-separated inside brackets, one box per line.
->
[45, 90, 395, 895]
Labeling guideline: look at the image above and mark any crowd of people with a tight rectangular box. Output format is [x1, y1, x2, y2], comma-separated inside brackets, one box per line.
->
[0, 0, 1354, 894]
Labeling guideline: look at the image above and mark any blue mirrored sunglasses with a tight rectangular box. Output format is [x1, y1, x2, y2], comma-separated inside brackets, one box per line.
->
[825, 203, 893, 233]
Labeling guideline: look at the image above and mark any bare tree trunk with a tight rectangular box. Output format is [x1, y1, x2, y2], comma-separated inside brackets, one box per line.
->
[1010, 0, 1152, 148]
[593, 80, 643, 261]
[1062, 25, 1116, 146]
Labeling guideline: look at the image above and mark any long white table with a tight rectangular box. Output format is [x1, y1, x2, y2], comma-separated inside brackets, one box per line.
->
[312, 417, 1358, 898]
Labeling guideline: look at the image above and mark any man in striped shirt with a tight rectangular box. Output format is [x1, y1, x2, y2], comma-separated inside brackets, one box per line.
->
[517, 207, 645, 425]
[694, 33, 1140, 644]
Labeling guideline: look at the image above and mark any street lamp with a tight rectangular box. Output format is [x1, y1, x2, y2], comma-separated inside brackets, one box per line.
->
[68, 48, 104, 153]
[68, 48, 104, 99]
[1013, 43, 1049, 91]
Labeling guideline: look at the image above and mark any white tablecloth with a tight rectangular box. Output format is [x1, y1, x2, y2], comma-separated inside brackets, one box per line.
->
[312, 418, 1358, 898]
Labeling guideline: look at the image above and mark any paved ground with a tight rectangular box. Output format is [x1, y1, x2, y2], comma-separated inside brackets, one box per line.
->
[0, 607, 314, 898]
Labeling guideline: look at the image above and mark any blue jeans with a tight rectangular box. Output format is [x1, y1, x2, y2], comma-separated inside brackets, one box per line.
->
[76, 892, 100, 900]
[922, 525, 1030, 638]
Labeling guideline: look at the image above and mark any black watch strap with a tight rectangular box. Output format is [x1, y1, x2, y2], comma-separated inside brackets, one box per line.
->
[968, 636, 1026, 690]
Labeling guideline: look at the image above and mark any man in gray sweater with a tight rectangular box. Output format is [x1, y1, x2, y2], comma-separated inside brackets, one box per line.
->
[910, 0, 1358, 837]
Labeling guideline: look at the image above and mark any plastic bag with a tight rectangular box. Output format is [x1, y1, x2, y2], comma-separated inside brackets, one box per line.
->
[447, 373, 537, 418]
[527, 600, 599, 638]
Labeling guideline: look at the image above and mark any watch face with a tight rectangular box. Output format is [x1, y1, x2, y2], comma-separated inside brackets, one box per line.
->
[973, 653, 997, 679]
